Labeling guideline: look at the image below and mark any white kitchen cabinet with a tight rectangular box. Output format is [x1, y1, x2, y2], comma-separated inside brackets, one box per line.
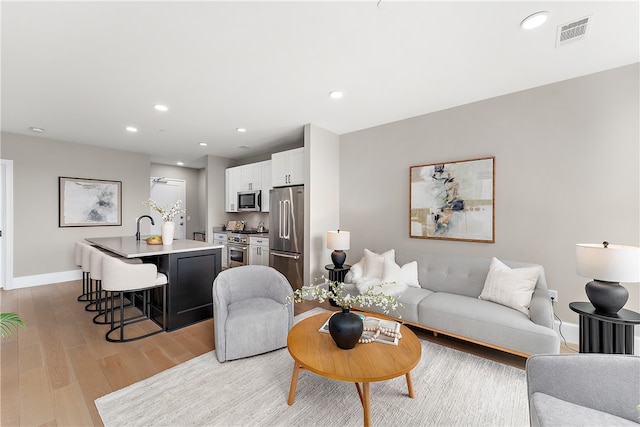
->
[239, 162, 263, 191]
[213, 232, 228, 268]
[248, 236, 269, 266]
[226, 160, 272, 212]
[225, 166, 242, 212]
[271, 147, 304, 187]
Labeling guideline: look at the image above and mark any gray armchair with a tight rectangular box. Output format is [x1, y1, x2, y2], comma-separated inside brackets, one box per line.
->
[526, 353, 640, 426]
[212, 265, 294, 362]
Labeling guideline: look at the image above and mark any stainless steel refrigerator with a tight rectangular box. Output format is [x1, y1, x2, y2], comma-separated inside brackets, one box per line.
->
[269, 185, 304, 289]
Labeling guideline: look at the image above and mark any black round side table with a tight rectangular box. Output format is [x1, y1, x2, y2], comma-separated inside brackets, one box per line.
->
[569, 301, 640, 354]
[324, 264, 352, 307]
[324, 264, 351, 283]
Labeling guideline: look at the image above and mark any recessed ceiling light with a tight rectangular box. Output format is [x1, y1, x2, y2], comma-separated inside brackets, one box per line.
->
[236, 128, 247, 133]
[29, 126, 45, 133]
[154, 104, 168, 112]
[176, 161, 184, 166]
[199, 142, 208, 147]
[521, 11, 550, 30]
[329, 90, 343, 99]
[238, 145, 252, 150]
[126, 126, 138, 133]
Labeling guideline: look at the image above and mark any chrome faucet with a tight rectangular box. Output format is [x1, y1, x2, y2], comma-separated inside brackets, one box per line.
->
[135, 215, 155, 240]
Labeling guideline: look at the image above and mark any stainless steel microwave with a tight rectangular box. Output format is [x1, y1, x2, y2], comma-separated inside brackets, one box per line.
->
[238, 190, 261, 211]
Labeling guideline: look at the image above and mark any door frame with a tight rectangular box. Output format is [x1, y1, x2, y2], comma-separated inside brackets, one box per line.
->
[1, 160, 14, 289]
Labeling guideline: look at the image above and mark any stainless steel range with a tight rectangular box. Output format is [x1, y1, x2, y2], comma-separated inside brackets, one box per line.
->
[227, 233, 249, 268]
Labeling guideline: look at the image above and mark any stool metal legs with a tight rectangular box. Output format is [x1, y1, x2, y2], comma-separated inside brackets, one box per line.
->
[105, 285, 167, 343]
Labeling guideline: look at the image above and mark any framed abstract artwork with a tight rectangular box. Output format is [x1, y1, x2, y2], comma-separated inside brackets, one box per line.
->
[59, 177, 122, 227]
[409, 157, 495, 243]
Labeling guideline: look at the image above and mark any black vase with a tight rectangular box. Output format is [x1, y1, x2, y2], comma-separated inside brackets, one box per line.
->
[328, 308, 364, 349]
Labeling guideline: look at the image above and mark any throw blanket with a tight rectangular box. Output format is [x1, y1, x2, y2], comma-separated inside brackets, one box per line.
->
[354, 278, 408, 296]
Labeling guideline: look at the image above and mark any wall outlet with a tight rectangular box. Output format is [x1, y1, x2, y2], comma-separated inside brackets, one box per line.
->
[548, 290, 558, 303]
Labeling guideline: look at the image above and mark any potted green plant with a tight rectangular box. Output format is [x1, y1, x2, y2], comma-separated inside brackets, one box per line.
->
[0, 312, 25, 340]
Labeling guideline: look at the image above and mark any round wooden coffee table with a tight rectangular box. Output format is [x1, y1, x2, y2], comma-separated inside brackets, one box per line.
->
[287, 311, 422, 427]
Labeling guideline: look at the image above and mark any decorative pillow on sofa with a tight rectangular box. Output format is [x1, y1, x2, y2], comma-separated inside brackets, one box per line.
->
[381, 258, 420, 288]
[347, 249, 408, 296]
[362, 249, 395, 280]
[479, 257, 540, 317]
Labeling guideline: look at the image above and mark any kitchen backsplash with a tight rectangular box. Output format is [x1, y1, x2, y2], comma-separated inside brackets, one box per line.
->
[218, 211, 269, 232]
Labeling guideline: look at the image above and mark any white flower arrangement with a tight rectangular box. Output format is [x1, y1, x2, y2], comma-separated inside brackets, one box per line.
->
[144, 199, 185, 222]
[288, 276, 402, 316]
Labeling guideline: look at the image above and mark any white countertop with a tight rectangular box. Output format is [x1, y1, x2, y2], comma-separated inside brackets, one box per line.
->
[85, 236, 223, 258]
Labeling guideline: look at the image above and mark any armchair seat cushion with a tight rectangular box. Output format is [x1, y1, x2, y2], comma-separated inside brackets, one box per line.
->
[224, 298, 290, 361]
[531, 392, 639, 427]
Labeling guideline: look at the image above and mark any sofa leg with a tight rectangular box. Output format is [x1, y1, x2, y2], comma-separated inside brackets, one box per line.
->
[433, 331, 438, 337]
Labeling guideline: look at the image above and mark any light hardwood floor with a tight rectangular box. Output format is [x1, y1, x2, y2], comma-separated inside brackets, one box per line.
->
[0, 279, 577, 426]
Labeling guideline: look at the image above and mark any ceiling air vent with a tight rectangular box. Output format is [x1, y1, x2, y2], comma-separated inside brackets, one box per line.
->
[556, 15, 592, 47]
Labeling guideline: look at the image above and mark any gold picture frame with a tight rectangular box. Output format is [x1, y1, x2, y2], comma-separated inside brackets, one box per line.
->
[409, 157, 495, 243]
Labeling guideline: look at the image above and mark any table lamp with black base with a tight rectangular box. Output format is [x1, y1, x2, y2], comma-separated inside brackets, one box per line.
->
[327, 230, 350, 269]
[576, 241, 640, 314]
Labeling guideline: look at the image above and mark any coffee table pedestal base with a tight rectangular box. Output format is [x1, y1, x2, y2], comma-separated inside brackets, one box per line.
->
[288, 362, 416, 427]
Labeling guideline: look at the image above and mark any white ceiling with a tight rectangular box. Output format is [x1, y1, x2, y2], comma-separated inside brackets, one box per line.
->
[2, 1, 638, 168]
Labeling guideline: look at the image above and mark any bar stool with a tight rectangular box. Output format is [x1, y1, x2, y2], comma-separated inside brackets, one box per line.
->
[89, 247, 141, 325]
[75, 241, 91, 302]
[81, 244, 101, 312]
[102, 256, 168, 343]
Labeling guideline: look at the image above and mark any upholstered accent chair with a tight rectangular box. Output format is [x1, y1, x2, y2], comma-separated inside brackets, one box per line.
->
[526, 353, 640, 426]
[212, 265, 294, 362]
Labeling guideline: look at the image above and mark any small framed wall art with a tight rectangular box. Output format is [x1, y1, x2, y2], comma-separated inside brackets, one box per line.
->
[409, 156, 495, 243]
[59, 177, 122, 227]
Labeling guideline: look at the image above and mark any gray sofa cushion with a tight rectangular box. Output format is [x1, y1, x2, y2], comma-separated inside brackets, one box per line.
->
[531, 392, 639, 427]
[418, 292, 560, 355]
[390, 287, 433, 323]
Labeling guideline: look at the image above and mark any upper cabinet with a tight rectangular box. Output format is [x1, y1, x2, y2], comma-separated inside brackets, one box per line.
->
[225, 167, 241, 212]
[225, 160, 272, 213]
[239, 162, 263, 191]
[271, 147, 304, 187]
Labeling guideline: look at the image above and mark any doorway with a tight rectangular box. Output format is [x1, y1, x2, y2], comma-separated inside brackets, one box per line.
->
[149, 177, 186, 240]
[1, 160, 14, 289]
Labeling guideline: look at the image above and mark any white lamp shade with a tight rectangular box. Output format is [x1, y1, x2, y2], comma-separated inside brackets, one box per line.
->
[576, 243, 640, 283]
[327, 230, 350, 250]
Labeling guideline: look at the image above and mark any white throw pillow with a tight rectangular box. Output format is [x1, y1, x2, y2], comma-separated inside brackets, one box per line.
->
[479, 257, 540, 317]
[362, 249, 395, 280]
[382, 258, 420, 288]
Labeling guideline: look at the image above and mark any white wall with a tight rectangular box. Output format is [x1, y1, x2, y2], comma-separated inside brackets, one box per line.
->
[205, 154, 234, 242]
[339, 64, 640, 327]
[1, 132, 151, 283]
[304, 124, 341, 285]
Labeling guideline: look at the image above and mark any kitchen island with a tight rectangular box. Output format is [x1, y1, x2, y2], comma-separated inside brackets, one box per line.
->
[86, 236, 223, 331]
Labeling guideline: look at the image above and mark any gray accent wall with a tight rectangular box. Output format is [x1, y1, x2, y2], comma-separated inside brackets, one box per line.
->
[339, 63, 639, 324]
[2, 132, 151, 277]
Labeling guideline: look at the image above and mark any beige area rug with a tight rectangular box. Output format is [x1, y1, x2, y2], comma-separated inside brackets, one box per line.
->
[95, 308, 528, 426]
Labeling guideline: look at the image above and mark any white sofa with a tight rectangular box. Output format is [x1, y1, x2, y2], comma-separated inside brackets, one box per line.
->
[346, 250, 560, 357]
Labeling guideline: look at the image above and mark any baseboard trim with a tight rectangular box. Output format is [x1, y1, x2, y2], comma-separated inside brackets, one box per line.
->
[554, 318, 640, 356]
[11, 270, 81, 289]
